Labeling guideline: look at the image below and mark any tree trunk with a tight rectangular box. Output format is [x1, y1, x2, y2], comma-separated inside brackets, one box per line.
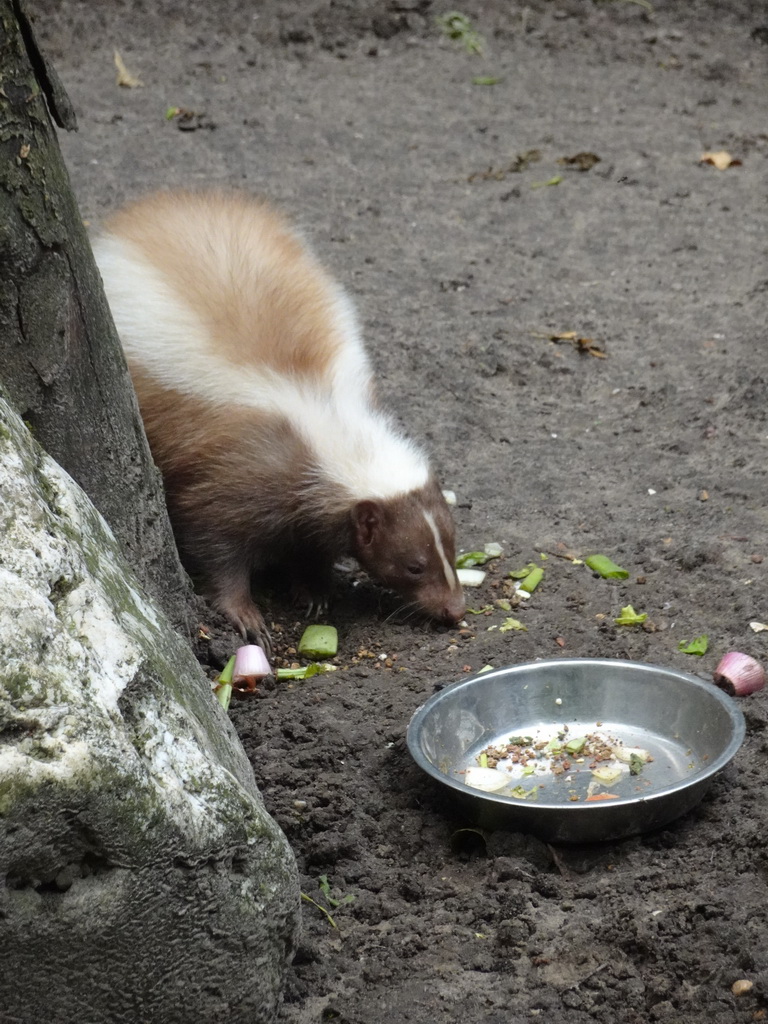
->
[0, 0, 193, 630]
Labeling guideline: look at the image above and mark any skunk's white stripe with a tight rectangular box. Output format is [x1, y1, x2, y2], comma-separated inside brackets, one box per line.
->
[423, 510, 457, 591]
[94, 233, 429, 500]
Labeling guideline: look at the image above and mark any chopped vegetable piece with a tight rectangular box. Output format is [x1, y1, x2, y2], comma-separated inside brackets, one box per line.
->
[509, 785, 538, 800]
[508, 563, 536, 579]
[484, 542, 503, 557]
[585, 793, 619, 802]
[678, 635, 708, 656]
[507, 735, 534, 745]
[614, 605, 647, 626]
[591, 762, 625, 785]
[531, 175, 562, 188]
[214, 655, 236, 710]
[499, 617, 527, 632]
[275, 663, 337, 680]
[442, 489, 457, 505]
[518, 567, 543, 594]
[713, 651, 766, 697]
[467, 604, 494, 615]
[456, 551, 491, 568]
[298, 625, 338, 660]
[457, 568, 486, 587]
[478, 752, 489, 768]
[478, 665, 494, 674]
[629, 753, 645, 776]
[564, 736, 587, 755]
[232, 644, 271, 694]
[584, 554, 629, 579]
[464, 767, 510, 792]
[613, 745, 651, 765]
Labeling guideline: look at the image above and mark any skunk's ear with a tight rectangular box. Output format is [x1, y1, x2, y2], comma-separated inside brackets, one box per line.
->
[352, 500, 382, 549]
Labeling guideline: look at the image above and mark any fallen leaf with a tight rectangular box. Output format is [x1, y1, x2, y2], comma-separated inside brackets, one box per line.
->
[114, 50, 143, 88]
[557, 151, 601, 171]
[550, 332, 607, 358]
[700, 150, 742, 170]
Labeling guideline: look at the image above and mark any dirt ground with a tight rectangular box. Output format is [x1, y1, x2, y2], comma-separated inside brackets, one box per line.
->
[32, 0, 768, 1020]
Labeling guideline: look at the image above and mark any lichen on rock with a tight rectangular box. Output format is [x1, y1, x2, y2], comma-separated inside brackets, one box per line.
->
[0, 394, 299, 1024]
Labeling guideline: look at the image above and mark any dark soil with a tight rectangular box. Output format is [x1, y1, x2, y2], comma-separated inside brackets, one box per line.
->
[33, 1, 768, 1020]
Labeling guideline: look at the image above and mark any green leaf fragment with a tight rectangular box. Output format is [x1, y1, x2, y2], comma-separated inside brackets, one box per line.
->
[298, 625, 338, 660]
[629, 753, 645, 776]
[466, 604, 494, 615]
[614, 605, 647, 626]
[531, 176, 562, 189]
[479, 752, 489, 768]
[584, 554, 629, 579]
[472, 76, 502, 85]
[507, 735, 534, 745]
[678, 635, 708, 656]
[478, 664, 494, 674]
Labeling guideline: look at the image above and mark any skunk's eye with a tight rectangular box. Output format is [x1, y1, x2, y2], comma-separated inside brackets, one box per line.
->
[407, 563, 425, 577]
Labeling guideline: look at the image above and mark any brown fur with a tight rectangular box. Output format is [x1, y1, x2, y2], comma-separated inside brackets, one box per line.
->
[97, 190, 465, 649]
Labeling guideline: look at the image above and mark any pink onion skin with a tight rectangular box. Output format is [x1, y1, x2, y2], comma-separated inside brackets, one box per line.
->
[713, 651, 766, 697]
[233, 644, 271, 686]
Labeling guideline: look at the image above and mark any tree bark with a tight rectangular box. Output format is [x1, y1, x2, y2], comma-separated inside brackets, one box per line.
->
[0, 0, 193, 629]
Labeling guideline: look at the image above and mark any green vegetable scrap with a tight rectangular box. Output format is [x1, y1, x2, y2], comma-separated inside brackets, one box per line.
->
[298, 625, 338, 660]
[518, 567, 543, 594]
[436, 11, 485, 54]
[456, 551, 491, 569]
[509, 785, 539, 800]
[214, 655, 236, 711]
[472, 76, 502, 85]
[614, 605, 647, 626]
[585, 554, 629, 579]
[499, 617, 527, 633]
[318, 875, 355, 909]
[564, 736, 587, 755]
[678, 635, 709, 656]
[276, 663, 336, 681]
[466, 604, 494, 615]
[508, 562, 537, 579]
[629, 753, 646, 776]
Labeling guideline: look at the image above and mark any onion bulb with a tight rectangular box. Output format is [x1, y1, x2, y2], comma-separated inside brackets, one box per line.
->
[713, 651, 766, 697]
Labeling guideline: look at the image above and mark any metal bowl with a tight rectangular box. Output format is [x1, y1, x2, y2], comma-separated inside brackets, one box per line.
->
[407, 658, 745, 843]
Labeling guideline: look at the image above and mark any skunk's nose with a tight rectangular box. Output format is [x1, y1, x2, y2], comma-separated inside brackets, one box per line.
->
[442, 592, 466, 625]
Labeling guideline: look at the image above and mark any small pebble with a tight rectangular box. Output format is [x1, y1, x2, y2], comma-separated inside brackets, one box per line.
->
[751, 553, 763, 564]
[731, 979, 753, 996]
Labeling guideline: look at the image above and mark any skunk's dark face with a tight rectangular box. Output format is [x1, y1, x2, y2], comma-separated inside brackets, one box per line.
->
[351, 477, 466, 625]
